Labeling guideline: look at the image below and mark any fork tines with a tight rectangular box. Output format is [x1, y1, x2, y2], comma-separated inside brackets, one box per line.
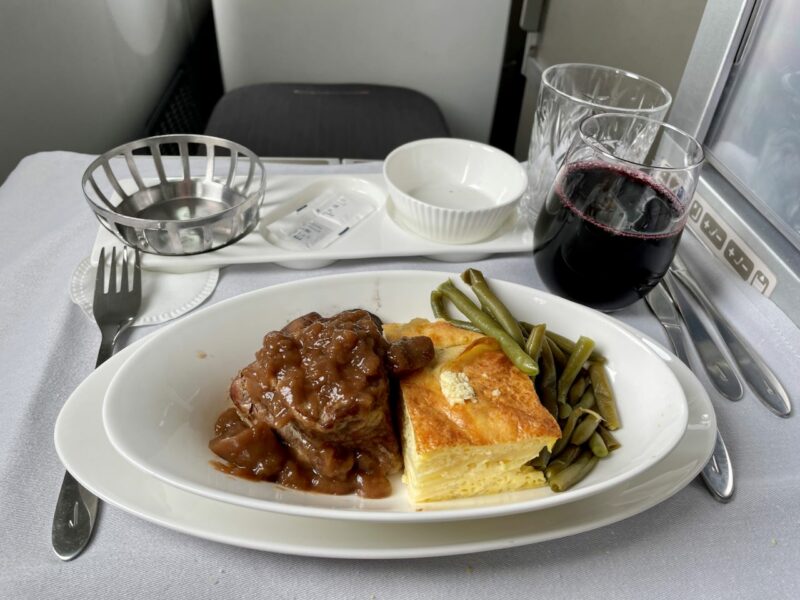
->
[95, 246, 140, 295]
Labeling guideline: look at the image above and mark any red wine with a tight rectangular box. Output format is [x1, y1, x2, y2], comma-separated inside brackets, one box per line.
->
[533, 162, 685, 311]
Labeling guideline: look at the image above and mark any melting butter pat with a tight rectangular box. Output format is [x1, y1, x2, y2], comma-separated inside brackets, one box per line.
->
[440, 370, 477, 405]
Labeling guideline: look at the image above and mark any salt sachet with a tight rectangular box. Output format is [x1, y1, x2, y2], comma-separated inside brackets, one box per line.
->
[267, 189, 375, 251]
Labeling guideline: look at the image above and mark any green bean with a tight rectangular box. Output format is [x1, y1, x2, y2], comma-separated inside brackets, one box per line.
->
[545, 330, 607, 364]
[544, 445, 581, 479]
[589, 361, 621, 430]
[460, 269, 525, 345]
[437, 280, 539, 376]
[550, 407, 586, 458]
[558, 402, 572, 419]
[530, 447, 550, 470]
[597, 425, 621, 452]
[575, 387, 596, 410]
[536, 339, 559, 418]
[436, 279, 506, 338]
[545, 330, 579, 356]
[570, 408, 603, 445]
[588, 431, 609, 457]
[547, 338, 569, 369]
[430, 289, 446, 319]
[430, 290, 483, 333]
[525, 323, 547, 363]
[567, 376, 588, 406]
[548, 450, 599, 492]
[557, 336, 596, 404]
[448, 319, 483, 334]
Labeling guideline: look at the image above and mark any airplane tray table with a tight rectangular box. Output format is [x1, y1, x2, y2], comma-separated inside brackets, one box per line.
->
[2, 152, 800, 599]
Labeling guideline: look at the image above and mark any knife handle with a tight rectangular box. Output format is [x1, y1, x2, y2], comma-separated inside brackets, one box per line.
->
[672, 269, 792, 418]
[700, 429, 734, 503]
[663, 274, 744, 401]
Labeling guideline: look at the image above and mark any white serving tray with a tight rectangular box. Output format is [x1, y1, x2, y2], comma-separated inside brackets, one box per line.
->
[90, 173, 532, 273]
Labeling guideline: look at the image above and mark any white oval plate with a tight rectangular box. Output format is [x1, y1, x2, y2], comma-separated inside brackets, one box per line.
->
[103, 271, 688, 522]
[58, 337, 713, 559]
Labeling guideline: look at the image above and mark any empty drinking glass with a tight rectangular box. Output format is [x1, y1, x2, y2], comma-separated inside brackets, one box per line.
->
[523, 63, 672, 223]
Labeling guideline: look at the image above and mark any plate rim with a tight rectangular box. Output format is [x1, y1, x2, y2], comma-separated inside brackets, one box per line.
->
[102, 270, 690, 522]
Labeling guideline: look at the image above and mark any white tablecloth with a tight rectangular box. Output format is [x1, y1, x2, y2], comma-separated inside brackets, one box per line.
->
[1, 152, 799, 599]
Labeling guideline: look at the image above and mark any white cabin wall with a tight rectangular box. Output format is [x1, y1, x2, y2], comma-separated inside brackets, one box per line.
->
[0, 0, 210, 183]
[514, 0, 708, 159]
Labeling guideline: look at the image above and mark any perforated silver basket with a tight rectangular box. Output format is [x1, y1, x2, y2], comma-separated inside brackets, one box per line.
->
[82, 134, 267, 256]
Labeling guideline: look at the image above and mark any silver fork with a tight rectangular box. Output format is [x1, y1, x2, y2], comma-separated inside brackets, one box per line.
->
[52, 246, 141, 560]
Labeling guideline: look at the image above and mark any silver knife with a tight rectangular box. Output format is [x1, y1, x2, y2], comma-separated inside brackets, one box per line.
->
[646, 283, 734, 502]
[671, 260, 792, 418]
[662, 272, 744, 401]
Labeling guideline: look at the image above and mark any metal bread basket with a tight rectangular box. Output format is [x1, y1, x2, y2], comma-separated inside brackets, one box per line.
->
[82, 134, 267, 255]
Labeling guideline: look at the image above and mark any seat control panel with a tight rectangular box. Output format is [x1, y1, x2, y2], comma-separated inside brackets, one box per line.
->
[687, 194, 777, 297]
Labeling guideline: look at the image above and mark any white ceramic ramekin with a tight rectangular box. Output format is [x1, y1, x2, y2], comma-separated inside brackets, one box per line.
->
[383, 138, 527, 244]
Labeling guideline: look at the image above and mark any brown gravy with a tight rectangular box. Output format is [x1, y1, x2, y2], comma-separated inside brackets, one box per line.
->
[208, 310, 432, 499]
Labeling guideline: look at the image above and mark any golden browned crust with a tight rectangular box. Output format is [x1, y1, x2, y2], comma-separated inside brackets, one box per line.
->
[385, 319, 561, 454]
[383, 318, 483, 349]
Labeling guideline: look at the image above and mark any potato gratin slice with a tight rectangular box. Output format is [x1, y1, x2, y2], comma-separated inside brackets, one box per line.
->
[383, 319, 560, 503]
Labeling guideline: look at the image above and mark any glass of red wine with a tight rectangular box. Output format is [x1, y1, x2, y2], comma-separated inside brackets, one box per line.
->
[533, 113, 704, 311]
